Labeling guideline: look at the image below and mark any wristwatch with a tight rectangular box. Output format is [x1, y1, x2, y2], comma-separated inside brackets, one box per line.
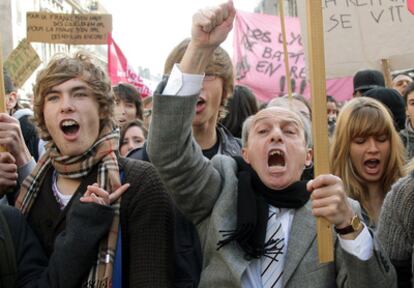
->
[334, 214, 362, 235]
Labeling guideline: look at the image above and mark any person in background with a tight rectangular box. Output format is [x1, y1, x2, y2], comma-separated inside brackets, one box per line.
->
[363, 87, 406, 132]
[330, 97, 405, 229]
[4, 68, 43, 161]
[353, 69, 385, 97]
[119, 120, 147, 157]
[377, 154, 414, 287]
[147, 2, 396, 287]
[392, 74, 412, 96]
[163, 38, 241, 159]
[10, 52, 174, 287]
[142, 96, 153, 130]
[399, 82, 414, 160]
[220, 85, 258, 138]
[327, 95, 339, 138]
[113, 83, 143, 127]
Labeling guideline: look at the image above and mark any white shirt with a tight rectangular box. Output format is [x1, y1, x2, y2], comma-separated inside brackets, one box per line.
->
[240, 206, 373, 287]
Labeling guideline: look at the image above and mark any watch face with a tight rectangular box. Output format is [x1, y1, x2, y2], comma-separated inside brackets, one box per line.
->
[351, 215, 361, 230]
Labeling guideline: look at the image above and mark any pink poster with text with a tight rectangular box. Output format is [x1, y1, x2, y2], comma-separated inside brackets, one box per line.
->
[233, 11, 353, 103]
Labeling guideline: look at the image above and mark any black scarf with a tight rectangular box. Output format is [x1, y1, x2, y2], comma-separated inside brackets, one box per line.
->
[217, 156, 310, 259]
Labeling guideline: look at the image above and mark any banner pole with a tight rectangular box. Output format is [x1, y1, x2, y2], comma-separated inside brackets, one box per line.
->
[0, 35, 6, 114]
[0, 34, 8, 152]
[306, 0, 334, 263]
[278, 0, 292, 100]
[381, 58, 392, 88]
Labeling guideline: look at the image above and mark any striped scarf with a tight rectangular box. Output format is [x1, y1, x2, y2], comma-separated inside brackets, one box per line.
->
[16, 125, 122, 287]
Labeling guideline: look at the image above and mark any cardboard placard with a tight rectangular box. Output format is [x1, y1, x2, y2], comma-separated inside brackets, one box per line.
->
[298, 0, 414, 78]
[4, 39, 41, 88]
[27, 12, 112, 45]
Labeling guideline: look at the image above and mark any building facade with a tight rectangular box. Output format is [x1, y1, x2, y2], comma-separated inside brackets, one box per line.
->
[255, 0, 298, 17]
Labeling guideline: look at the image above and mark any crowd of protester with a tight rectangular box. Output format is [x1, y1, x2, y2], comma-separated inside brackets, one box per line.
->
[0, 1, 414, 287]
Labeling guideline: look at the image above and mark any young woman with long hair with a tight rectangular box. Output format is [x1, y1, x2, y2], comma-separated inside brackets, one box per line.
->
[330, 97, 405, 228]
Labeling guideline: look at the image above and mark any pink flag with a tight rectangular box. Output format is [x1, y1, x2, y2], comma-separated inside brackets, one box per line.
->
[108, 33, 151, 97]
[409, 0, 414, 15]
[233, 11, 353, 103]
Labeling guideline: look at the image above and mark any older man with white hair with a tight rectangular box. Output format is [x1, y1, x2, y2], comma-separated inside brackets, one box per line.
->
[148, 1, 396, 287]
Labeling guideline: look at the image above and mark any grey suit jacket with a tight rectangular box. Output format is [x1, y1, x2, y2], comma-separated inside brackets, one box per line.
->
[148, 93, 396, 288]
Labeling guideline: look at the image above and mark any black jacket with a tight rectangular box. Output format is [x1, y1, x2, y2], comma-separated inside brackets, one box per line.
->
[0, 203, 111, 288]
[27, 158, 174, 287]
[128, 126, 241, 288]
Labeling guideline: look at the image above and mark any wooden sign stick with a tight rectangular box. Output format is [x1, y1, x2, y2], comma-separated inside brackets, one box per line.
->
[0, 34, 7, 153]
[306, 0, 334, 263]
[278, 0, 292, 99]
[0, 34, 6, 114]
[381, 58, 392, 88]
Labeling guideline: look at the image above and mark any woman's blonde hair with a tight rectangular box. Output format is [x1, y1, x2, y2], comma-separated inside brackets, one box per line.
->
[330, 97, 405, 218]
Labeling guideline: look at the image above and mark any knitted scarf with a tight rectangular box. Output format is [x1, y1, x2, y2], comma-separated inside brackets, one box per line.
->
[15, 125, 122, 287]
[217, 156, 310, 259]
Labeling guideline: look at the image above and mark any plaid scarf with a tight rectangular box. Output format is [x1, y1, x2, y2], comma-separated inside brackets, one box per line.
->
[16, 125, 122, 287]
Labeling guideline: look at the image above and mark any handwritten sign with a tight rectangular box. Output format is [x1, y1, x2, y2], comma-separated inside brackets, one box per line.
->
[233, 11, 305, 103]
[4, 39, 41, 88]
[298, 0, 414, 78]
[27, 12, 112, 45]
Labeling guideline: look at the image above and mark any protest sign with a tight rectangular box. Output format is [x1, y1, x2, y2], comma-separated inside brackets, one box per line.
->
[27, 12, 112, 45]
[4, 39, 41, 88]
[233, 11, 354, 102]
[233, 11, 306, 103]
[298, 0, 414, 78]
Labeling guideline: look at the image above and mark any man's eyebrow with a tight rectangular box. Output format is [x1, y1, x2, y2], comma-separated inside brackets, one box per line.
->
[253, 116, 301, 126]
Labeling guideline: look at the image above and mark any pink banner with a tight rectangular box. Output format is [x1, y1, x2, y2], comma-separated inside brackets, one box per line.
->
[233, 11, 353, 103]
[409, 0, 414, 15]
[108, 33, 151, 98]
[303, 77, 353, 103]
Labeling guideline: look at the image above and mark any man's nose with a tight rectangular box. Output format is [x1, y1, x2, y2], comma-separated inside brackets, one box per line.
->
[270, 127, 283, 143]
[60, 95, 74, 113]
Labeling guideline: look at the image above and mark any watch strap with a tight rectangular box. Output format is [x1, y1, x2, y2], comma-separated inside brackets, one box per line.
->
[334, 225, 355, 235]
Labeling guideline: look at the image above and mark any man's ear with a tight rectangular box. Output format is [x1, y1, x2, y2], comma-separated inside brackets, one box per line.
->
[305, 147, 313, 166]
[6, 92, 18, 113]
[242, 147, 250, 164]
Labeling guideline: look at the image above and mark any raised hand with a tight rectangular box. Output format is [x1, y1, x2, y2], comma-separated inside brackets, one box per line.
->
[191, 0, 236, 49]
[0, 113, 32, 167]
[0, 152, 18, 195]
[180, 0, 236, 75]
[80, 182, 130, 206]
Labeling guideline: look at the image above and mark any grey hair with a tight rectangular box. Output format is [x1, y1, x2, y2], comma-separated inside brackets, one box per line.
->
[241, 115, 254, 147]
[241, 108, 313, 149]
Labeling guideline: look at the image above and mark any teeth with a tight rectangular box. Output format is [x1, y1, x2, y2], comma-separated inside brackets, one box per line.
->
[61, 120, 77, 127]
[270, 150, 283, 156]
